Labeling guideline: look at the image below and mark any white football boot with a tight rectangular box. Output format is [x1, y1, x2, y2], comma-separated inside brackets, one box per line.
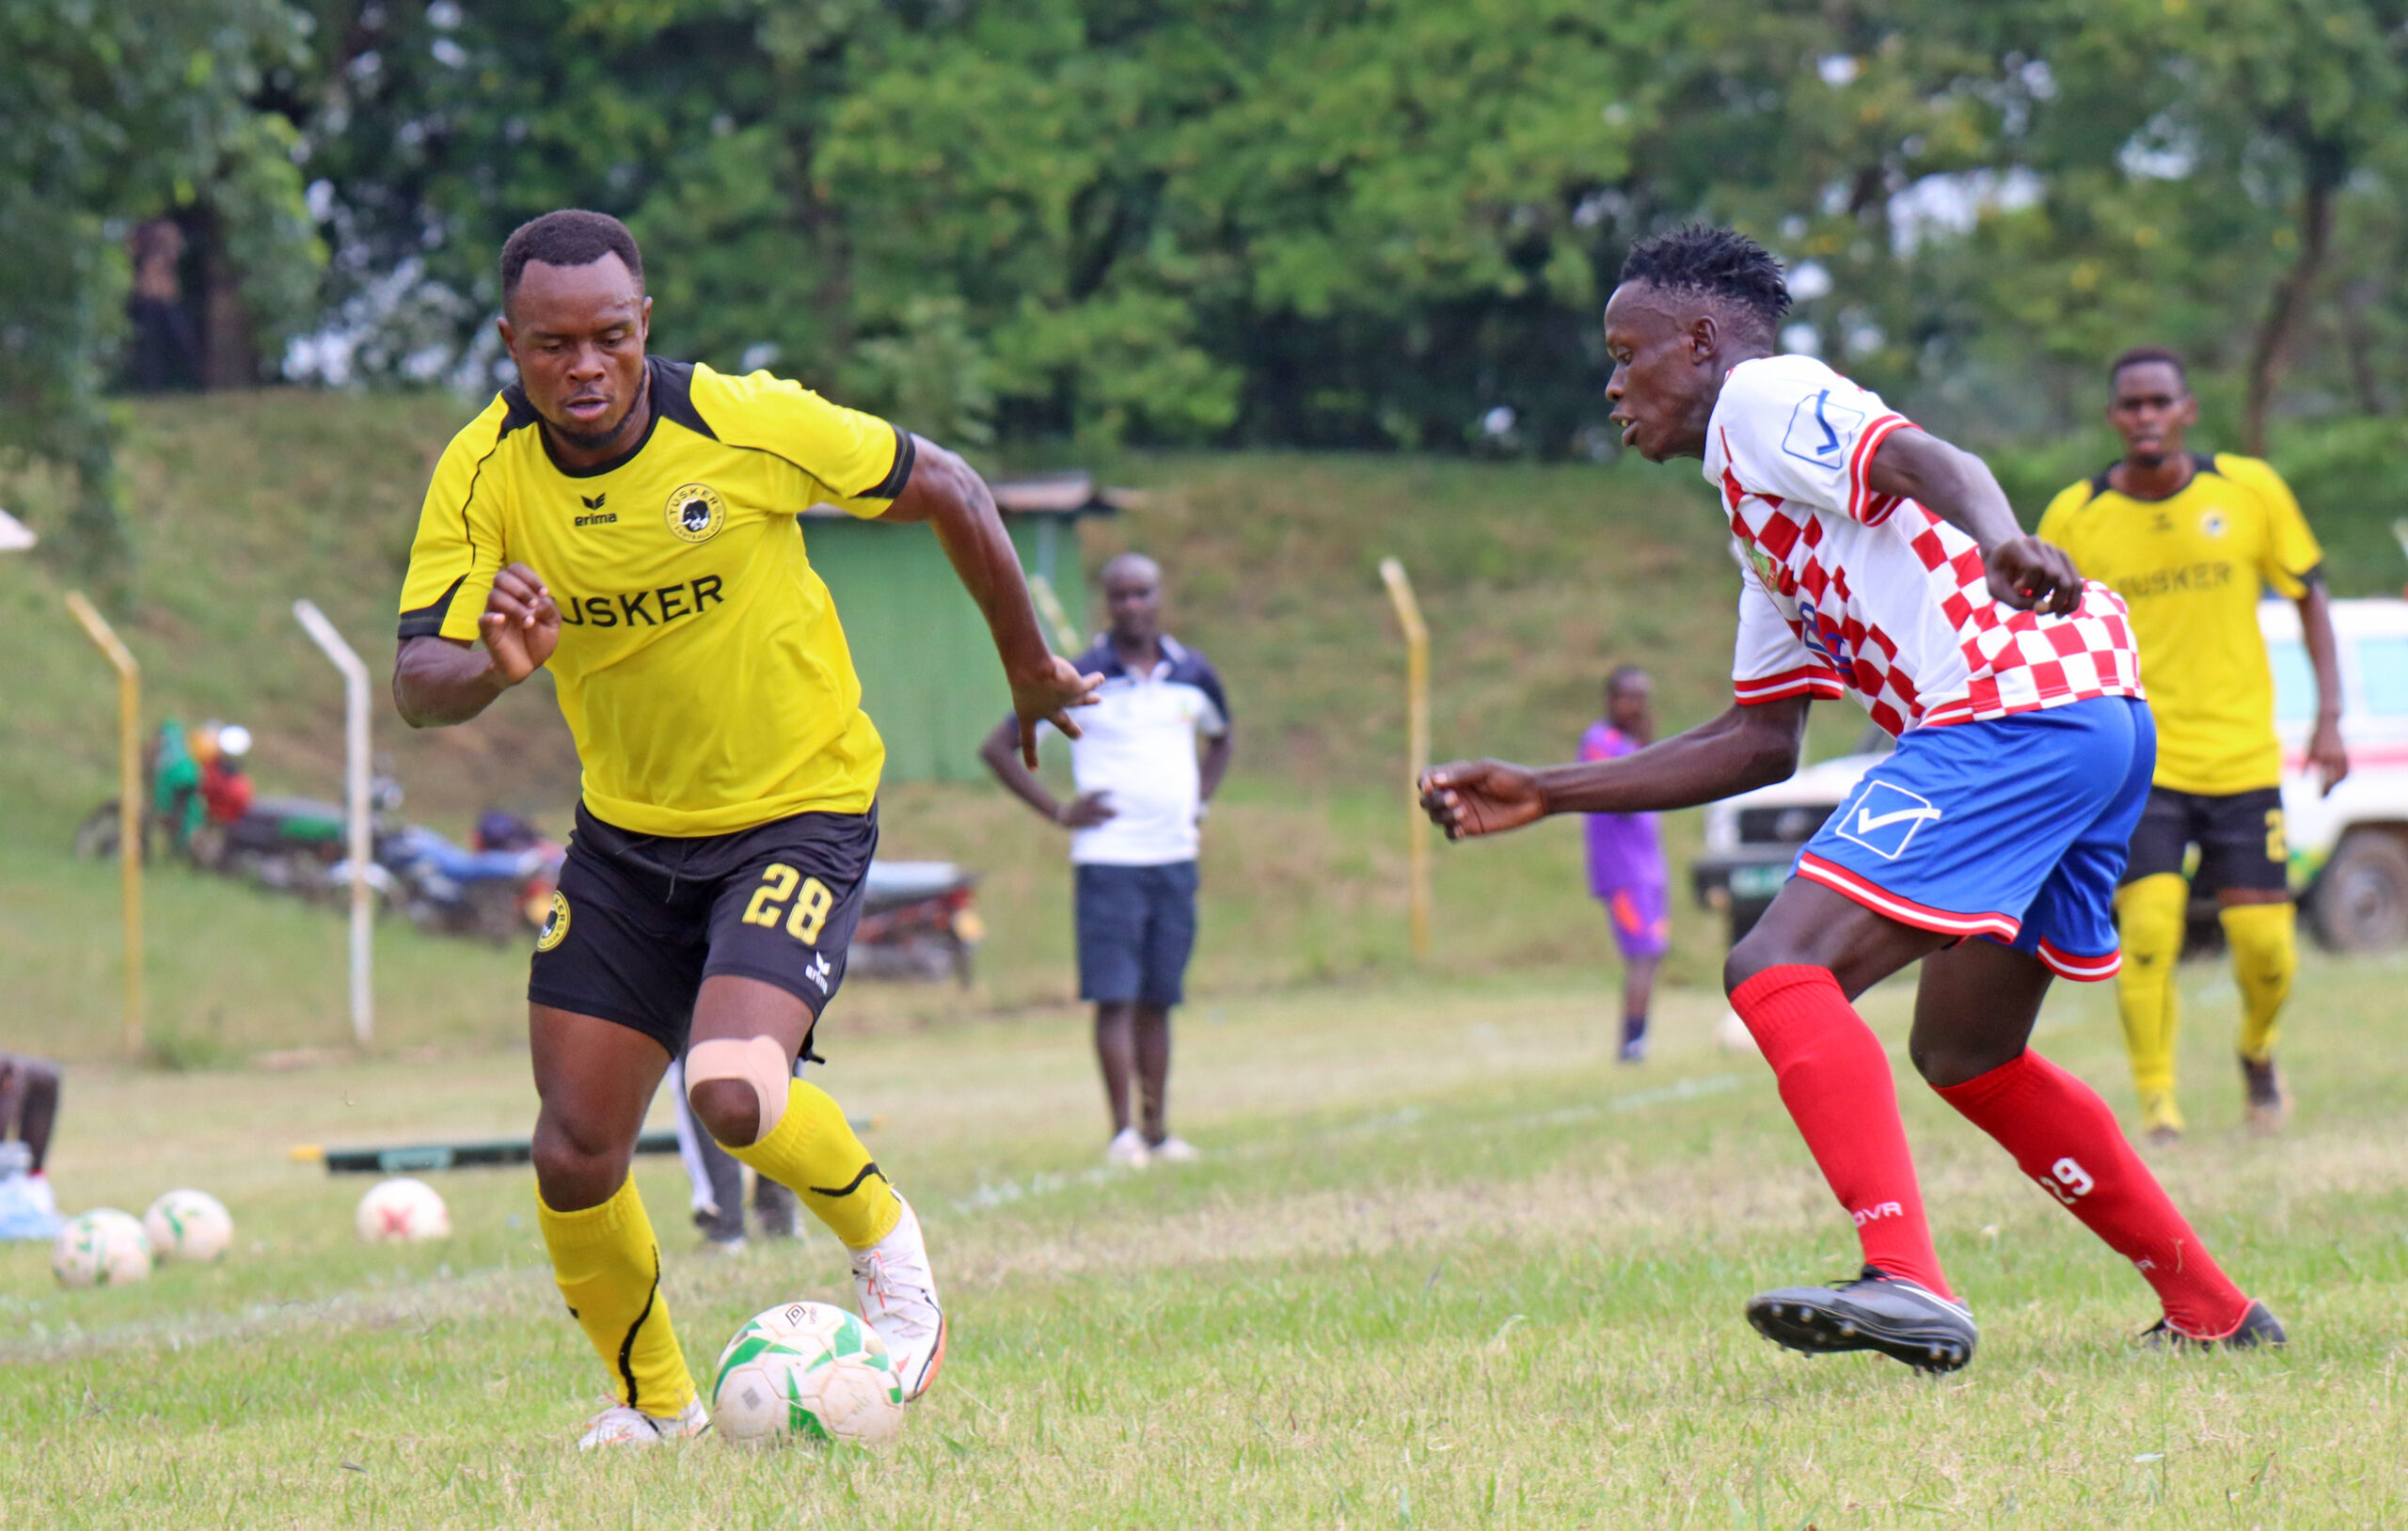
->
[1105, 1127, 1152, 1169]
[850, 1192, 947, 1400]
[1148, 1134, 1202, 1163]
[577, 1397, 709, 1450]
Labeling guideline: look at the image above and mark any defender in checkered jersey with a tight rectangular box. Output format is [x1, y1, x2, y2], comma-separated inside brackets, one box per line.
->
[1422, 227, 2284, 1372]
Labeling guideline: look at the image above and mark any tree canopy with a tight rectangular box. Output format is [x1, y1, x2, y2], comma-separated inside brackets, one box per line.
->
[11, 0, 2408, 545]
[0, 0, 320, 591]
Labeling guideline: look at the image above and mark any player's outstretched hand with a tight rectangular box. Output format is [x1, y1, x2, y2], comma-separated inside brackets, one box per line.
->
[1419, 760, 1546, 840]
[1987, 536, 2084, 616]
[1012, 654, 1103, 767]
[479, 562, 560, 684]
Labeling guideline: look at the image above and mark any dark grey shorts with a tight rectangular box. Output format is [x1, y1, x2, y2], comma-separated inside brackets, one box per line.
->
[1074, 860, 1198, 1007]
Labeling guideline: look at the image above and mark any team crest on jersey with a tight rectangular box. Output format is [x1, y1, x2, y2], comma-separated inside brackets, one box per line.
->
[2198, 509, 2227, 538]
[536, 892, 572, 952]
[1744, 543, 1782, 592]
[665, 482, 727, 544]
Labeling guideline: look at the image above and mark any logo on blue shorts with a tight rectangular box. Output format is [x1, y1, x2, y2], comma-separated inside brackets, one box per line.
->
[1835, 781, 1942, 860]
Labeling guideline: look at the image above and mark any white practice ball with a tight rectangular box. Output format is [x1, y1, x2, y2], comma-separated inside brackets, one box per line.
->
[145, 1189, 234, 1263]
[53, 1208, 153, 1287]
[710, 1301, 906, 1447]
[355, 1177, 451, 1243]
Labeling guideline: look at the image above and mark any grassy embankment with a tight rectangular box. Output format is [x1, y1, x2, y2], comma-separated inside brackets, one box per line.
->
[2, 389, 1857, 1061]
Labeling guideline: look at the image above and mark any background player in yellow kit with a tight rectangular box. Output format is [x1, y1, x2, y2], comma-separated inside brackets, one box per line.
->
[2038, 347, 2350, 1143]
[392, 210, 1096, 1446]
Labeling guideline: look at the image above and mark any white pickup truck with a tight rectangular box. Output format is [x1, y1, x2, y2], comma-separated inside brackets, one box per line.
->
[1690, 597, 2408, 953]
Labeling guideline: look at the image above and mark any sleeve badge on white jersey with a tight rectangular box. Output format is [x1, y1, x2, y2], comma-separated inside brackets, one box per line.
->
[1780, 387, 1865, 473]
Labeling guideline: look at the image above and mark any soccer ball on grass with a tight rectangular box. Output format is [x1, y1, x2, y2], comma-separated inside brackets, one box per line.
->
[355, 1177, 451, 1242]
[711, 1300, 906, 1446]
[145, 1189, 234, 1262]
[53, 1208, 152, 1287]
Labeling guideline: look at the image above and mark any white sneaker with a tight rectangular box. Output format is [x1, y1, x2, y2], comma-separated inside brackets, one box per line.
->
[1105, 1128, 1151, 1169]
[577, 1397, 709, 1450]
[1148, 1134, 1201, 1163]
[850, 1193, 946, 1401]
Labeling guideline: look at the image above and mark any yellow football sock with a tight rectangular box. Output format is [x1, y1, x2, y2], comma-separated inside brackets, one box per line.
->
[723, 1079, 900, 1251]
[537, 1176, 695, 1417]
[2220, 900, 2296, 1064]
[2115, 874, 2189, 1104]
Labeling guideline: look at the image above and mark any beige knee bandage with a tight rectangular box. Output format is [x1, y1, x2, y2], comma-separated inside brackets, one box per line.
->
[685, 1035, 792, 1146]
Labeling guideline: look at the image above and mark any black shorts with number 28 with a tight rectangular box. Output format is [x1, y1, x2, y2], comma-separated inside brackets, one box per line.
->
[529, 801, 877, 1058]
[2120, 785, 2289, 894]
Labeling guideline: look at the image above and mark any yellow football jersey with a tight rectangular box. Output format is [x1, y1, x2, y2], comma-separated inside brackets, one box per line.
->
[2037, 452, 2321, 796]
[396, 358, 911, 836]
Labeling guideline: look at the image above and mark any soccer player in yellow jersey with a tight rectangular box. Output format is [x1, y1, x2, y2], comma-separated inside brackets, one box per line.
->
[391, 210, 1097, 1447]
[2038, 347, 2350, 1144]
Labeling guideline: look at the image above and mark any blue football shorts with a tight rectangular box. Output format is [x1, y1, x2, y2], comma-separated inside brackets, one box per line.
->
[1793, 696, 2154, 981]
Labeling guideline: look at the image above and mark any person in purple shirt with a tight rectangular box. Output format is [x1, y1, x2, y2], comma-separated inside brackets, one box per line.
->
[1580, 666, 1671, 1062]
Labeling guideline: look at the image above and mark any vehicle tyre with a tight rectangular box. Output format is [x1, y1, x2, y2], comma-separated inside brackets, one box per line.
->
[2307, 829, 2408, 954]
[463, 881, 526, 944]
[1726, 895, 1776, 948]
[74, 801, 121, 860]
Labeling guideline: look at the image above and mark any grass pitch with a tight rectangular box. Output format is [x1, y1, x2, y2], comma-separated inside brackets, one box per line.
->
[3, 953, 2402, 1527]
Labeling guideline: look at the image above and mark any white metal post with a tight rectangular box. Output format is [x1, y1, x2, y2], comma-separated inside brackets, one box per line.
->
[293, 600, 374, 1046]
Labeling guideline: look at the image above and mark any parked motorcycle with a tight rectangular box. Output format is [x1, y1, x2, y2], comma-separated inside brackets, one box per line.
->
[78, 749, 561, 945]
[848, 861, 984, 986]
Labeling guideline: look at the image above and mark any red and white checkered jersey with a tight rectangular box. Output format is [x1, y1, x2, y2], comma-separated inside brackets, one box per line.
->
[1706, 355, 2143, 736]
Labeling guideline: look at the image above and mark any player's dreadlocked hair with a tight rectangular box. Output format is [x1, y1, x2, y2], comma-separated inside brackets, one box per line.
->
[1618, 226, 1792, 333]
[500, 209, 645, 308]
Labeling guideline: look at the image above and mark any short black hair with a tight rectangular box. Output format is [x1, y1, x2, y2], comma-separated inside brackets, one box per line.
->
[500, 210, 643, 308]
[1607, 664, 1650, 696]
[1618, 226, 1792, 332]
[2110, 345, 2188, 389]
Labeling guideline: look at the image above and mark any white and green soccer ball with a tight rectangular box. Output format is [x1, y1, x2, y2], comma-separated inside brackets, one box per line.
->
[145, 1189, 233, 1263]
[53, 1208, 152, 1287]
[711, 1301, 906, 1447]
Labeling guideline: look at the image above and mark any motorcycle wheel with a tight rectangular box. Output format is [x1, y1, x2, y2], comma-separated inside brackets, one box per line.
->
[73, 801, 121, 860]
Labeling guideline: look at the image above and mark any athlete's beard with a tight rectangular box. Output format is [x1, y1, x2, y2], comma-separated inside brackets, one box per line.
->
[546, 405, 637, 454]
[544, 371, 651, 455]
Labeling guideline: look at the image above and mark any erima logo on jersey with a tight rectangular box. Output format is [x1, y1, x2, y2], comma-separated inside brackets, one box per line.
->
[556, 574, 727, 629]
[1780, 387, 1864, 470]
[576, 492, 616, 528]
[1834, 780, 1941, 860]
[806, 953, 833, 994]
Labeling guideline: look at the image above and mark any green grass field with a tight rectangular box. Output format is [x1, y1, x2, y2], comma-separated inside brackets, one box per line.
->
[1, 950, 2401, 1527]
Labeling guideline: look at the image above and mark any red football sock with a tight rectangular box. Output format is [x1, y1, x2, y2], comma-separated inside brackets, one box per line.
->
[1934, 1050, 2251, 1337]
[1731, 965, 1951, 1300]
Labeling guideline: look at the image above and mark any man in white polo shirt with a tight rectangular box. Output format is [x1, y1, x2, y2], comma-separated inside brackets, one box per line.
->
[981, 552, 1231, 1167]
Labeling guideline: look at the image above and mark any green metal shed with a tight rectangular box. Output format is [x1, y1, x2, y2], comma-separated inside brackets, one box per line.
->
[802, 474, 1116, 783]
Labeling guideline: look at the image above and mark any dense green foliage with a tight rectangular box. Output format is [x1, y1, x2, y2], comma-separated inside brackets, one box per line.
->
[12, 0, 2408, 581]
[274, 0, 2408, 460]
[0, 0, 319, 591]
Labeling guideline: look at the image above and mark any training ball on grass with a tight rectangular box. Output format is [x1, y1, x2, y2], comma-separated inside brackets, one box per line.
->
[711, 1301, 906, 1447]
[145, 1189, 233, 1263]
[355, 1177, 451, 1243]
[53, 1209, 152, 1287]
